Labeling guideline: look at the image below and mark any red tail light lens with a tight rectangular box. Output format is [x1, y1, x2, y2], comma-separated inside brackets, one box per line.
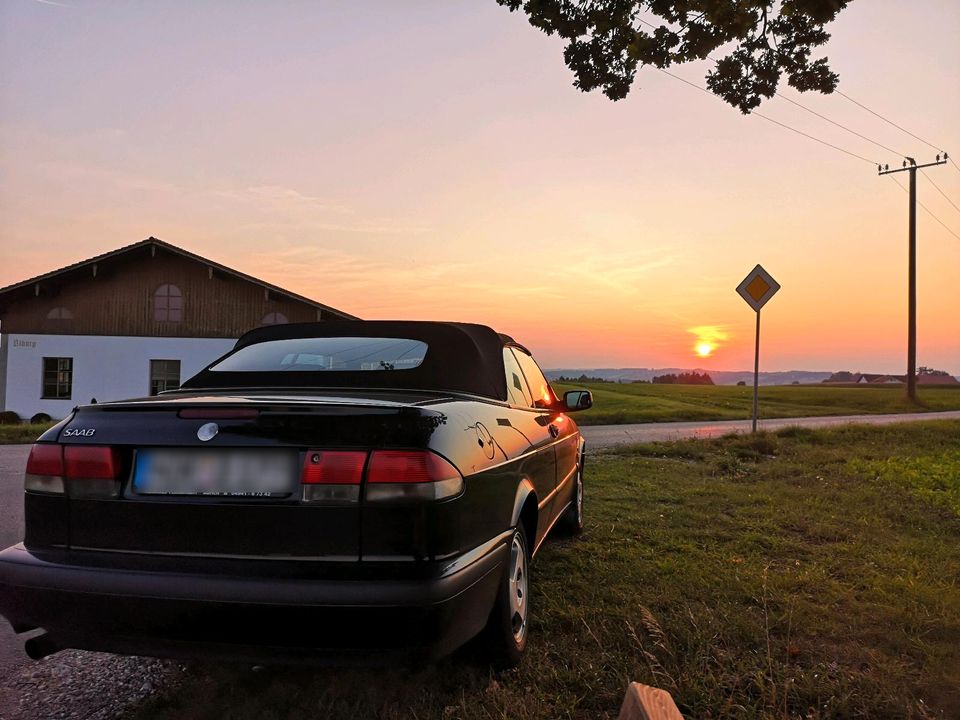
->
[366, 451, 463, 502]
[25, 444, 122, 496]
[26, 444, 64, 477]
[64, 446, 122, 480]
[301, 451, 367, 485]
[367, 451, 460, 484]
[178, 408, 260, 420]
[300, 450, 367, 503]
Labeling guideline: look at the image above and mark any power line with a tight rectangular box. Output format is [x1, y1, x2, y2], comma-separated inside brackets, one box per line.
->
[633, 19, 911, 161]
[774, 93, 905, 157]
[950, 156, 960, 179]
[920, 169, 960, 215]
[655, 66, 878, 165]
[836, 90, 944, 154]
[887, 175, 960, 241]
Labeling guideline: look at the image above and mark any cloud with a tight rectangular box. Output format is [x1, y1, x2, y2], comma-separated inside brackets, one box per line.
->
[687, 325, 731, 349]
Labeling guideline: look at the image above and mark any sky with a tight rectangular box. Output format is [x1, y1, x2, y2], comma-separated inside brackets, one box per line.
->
[1, 0, 958, 373]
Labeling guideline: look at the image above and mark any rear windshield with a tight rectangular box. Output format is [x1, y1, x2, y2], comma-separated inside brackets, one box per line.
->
[208, 337, 428, 372]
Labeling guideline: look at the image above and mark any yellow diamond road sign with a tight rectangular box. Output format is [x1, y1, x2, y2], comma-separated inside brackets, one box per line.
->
[737, 264, 780, 312]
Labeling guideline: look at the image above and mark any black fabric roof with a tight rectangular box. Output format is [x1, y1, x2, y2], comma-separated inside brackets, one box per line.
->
[183, 320, 511, 400]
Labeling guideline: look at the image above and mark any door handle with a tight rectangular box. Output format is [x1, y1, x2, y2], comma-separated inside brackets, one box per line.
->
[548, 424, 560, 438]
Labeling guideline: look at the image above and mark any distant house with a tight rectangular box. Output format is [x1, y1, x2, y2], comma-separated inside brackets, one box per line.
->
[823, 372, 889, 384]
[0, 237, 358, 420]
[917, 373, 959, 385]
[823, 370, 957, 386]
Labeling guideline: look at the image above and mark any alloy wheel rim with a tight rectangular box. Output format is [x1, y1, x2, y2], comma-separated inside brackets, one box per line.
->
[508, 533, 528, 644]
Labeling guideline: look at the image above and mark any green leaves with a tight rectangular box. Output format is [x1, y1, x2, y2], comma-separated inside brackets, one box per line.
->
[496, 0, 853, 112]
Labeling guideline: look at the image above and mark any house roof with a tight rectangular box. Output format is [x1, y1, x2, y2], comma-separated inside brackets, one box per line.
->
[917, 373, 959, 385]
[0, 237, 359, 320]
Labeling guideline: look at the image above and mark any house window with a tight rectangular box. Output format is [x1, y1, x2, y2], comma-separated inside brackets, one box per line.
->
[42, 357, 73, 399]
[46, 307, 74, 320]
[261, 312, 288, 326]
[150, 360, 181, 395]
[154, 284, 183, 322]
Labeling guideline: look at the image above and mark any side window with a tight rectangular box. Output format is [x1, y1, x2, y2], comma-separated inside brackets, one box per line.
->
[154, 284, 183, 322]
[261, 312, 288, 326]
[42, 357, 73, 399]
[47, 307, 74, 320]
[511, 348, 555, 409]
[150, 359, 181, 395]
[502, 348, 533, 407]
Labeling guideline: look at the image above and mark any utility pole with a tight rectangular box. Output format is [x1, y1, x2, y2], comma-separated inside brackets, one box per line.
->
[878, 154, 947, 403]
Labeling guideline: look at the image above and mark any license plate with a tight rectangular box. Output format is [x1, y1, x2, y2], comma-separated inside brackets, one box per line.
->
[133, 449, 298, 497]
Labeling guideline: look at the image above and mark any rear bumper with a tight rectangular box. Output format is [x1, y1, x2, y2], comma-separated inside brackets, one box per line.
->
[0, 540, 507, 663]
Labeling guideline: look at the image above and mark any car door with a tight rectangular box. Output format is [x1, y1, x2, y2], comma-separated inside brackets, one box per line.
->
[501, 347, 558, 548]
[511, 348, 579, 525]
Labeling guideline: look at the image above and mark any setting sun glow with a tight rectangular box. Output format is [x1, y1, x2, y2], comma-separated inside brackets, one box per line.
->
[688, 326, 729, 360]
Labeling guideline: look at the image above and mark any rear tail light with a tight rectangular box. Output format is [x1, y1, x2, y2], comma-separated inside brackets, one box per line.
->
[25, 444, 123, 497]
[25, 444, 66, 494]
[300, 450, 366, 503]
[297, 449, 464, 503]
[178, 408, 260, 420]
[366, 450, 463, 502]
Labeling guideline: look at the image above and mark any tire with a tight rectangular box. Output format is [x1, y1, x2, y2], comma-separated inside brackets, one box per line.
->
[481, 522, 530, 668]
[558, 459, 584, 535]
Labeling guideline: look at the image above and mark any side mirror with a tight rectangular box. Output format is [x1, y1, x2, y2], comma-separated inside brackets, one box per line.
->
[562, 390, 593, 412]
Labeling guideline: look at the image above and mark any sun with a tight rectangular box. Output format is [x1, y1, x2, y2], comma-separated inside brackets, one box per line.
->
[689, 325, 727, 359]
[695, 342, 715, 358]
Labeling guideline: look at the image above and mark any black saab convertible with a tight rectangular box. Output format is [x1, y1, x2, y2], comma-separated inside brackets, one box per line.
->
[0, 321, 592, 666]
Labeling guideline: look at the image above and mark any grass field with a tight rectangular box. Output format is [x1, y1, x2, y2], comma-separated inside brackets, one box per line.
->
[0, 422, 55, 445]
[552, 381, 960, 425]
[137, 421, 960, 720]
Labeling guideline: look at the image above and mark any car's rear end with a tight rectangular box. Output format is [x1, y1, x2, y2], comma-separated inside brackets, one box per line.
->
[0, 391, 507, 662]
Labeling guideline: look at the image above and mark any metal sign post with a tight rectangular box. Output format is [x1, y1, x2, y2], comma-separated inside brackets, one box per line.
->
[736, 265, 781, 433]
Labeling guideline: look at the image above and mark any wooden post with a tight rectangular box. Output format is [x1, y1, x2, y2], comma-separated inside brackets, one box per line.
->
[617, 683, 685, 720]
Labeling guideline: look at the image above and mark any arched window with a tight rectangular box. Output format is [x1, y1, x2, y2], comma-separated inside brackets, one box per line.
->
[154, 284, 183, 322]
[261, 312, 288, 326]
[46, 307, 74, 320]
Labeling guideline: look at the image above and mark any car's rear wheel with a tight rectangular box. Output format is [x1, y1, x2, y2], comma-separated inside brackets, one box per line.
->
[482, 522, 529, 667]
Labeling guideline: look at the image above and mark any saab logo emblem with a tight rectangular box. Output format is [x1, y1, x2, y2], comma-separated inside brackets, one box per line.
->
[197, 423, 219, 442]
[63, 428, 96, 437]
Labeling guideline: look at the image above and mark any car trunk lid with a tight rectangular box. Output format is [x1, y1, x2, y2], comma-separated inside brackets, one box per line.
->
[52, 390, 448, 560]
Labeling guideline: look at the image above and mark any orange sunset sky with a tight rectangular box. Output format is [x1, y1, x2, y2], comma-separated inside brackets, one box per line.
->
[1, 1, 958, 373]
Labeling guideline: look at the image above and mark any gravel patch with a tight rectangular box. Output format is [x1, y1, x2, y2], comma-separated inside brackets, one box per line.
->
[0, 650, 184, 720]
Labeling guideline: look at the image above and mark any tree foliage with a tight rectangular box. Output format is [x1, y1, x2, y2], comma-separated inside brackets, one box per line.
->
[496, 0, 852, 112]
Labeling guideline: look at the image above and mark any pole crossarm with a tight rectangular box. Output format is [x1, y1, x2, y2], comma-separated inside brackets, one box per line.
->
[879, 158, 947, 175]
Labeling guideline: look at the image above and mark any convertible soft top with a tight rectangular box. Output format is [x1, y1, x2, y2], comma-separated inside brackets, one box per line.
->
[182, 320, 516, 400]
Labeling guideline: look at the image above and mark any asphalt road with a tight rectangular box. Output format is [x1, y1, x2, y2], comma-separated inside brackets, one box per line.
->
[579, 409, 960, 449]
[0, 444, 30, 677]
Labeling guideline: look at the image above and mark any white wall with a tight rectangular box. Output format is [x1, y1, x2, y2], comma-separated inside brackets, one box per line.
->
[1, 333, 236, 420]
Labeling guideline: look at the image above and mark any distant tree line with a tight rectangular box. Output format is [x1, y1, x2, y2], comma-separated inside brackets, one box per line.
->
[652, 372, 714, 385]
[553, 374, 614, 383]
[918, 367, 951, 376]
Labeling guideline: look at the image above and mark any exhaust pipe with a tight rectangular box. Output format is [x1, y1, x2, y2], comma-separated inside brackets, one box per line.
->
[24, 633, 61, 660]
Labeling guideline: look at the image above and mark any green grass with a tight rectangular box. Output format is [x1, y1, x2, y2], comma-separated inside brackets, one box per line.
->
[0, 422, 56, 444]
[136, 421, 960, 720]
[553, 381, 960, 425]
